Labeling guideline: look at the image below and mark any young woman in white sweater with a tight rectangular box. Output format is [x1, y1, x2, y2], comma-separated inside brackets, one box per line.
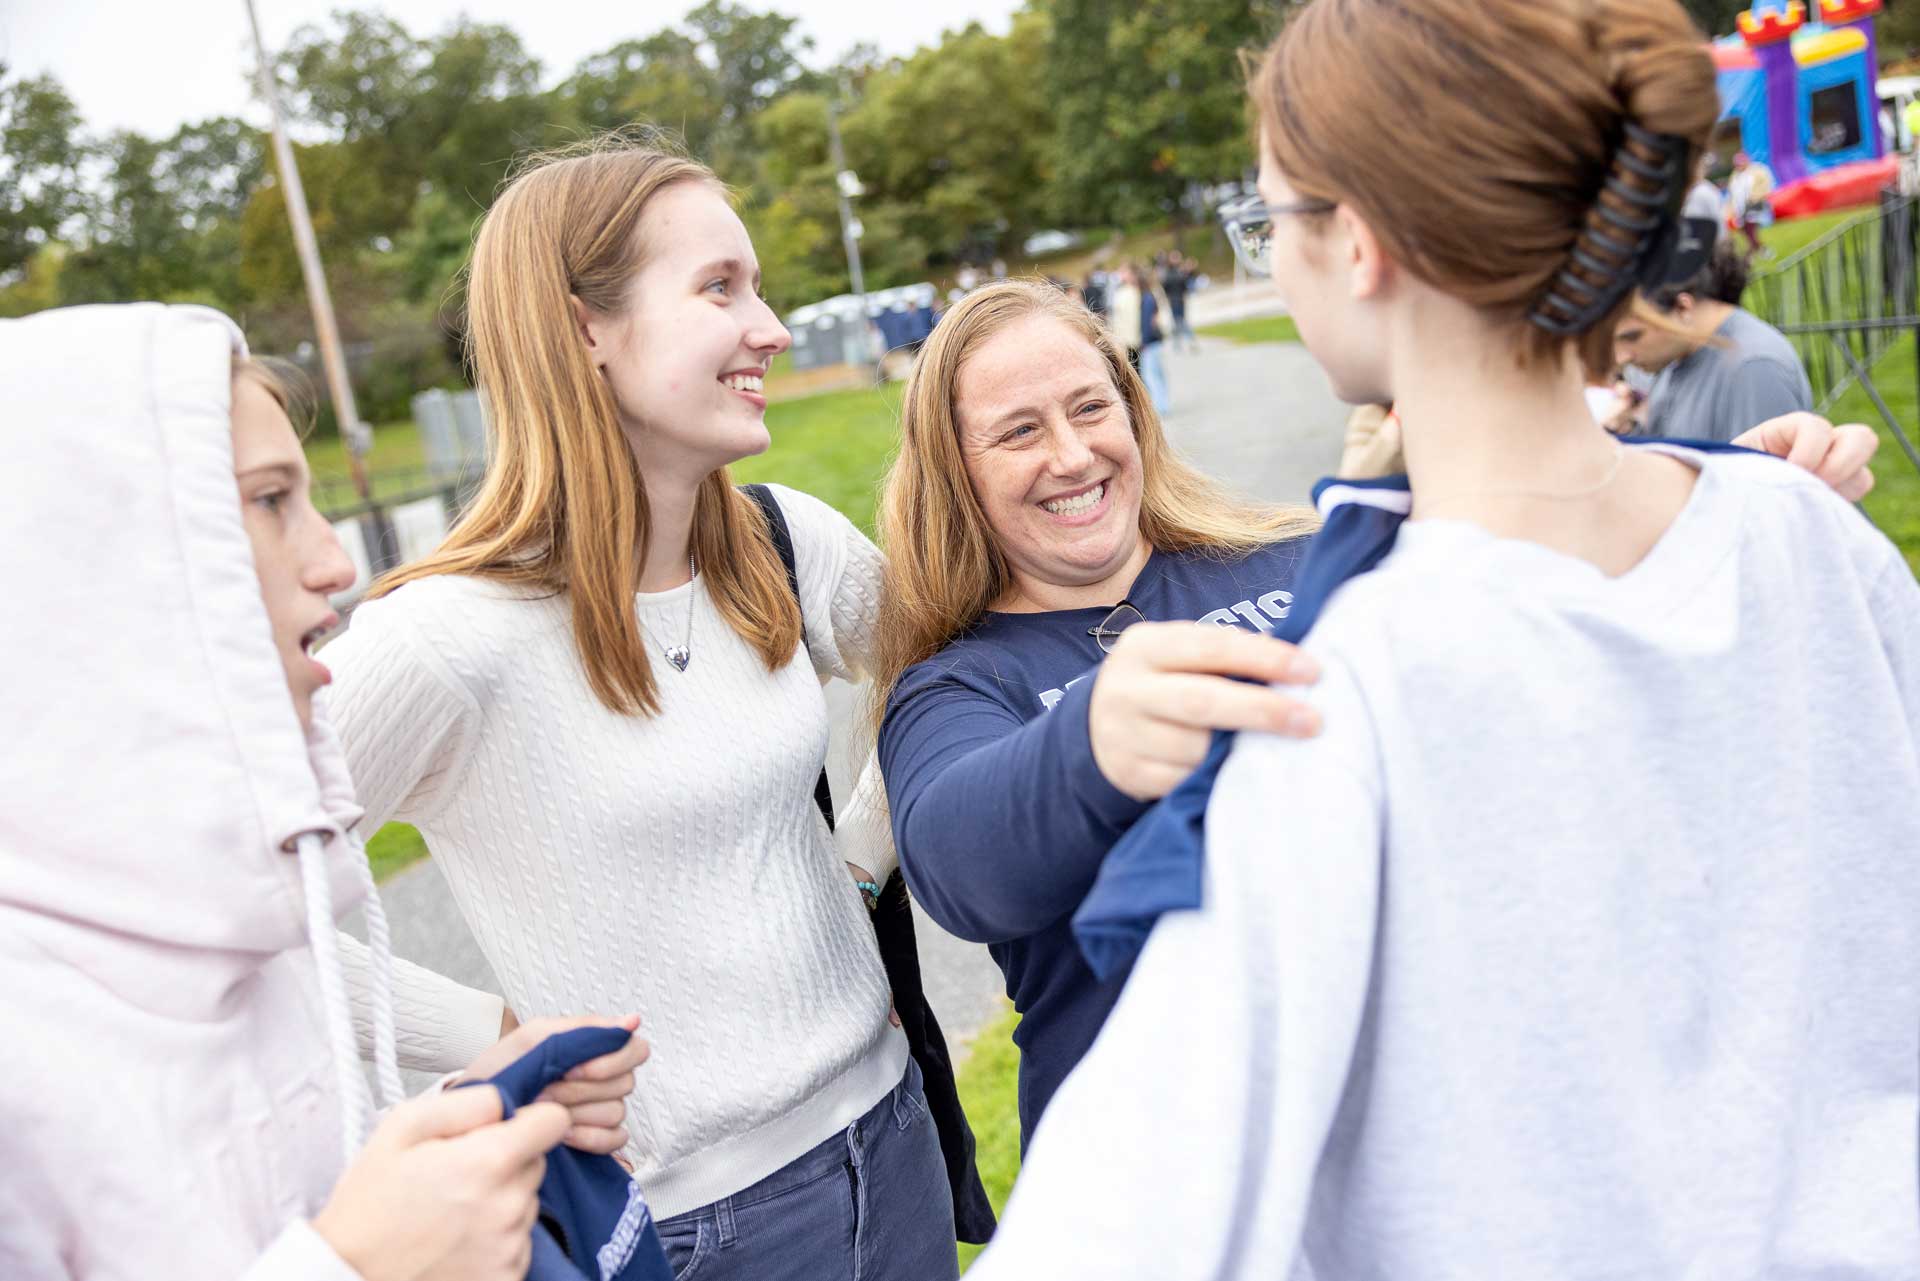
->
[968, 0, 1920, 1276]
[318, 141, 957, 1280]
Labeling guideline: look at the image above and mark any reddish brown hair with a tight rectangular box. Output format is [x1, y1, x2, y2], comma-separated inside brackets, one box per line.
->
[1251, 0, 1719, 377]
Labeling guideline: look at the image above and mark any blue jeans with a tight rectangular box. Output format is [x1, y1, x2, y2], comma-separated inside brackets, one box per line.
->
[656, 1059, 958, 1281]
[1140, 341, 1171, 414]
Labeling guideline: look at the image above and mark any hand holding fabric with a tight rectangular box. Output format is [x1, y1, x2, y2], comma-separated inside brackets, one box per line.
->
[466, 1014, 649, 1155]
[1088, 622, 1322, 802]
[312, 1084, 568, 1281]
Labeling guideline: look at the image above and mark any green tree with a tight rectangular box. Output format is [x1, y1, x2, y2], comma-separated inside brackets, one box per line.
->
[0, 66, 89, 280]
[234, 139, 392, 309]
[58, 131, 201, 303]
[685, 2, 815, 128]
[276, 12, 547, 241]
[557, 31, 727, 158]
[1879, 1, 1920, 64]
[0, 243, 68, 317]
[1047, 0, 1286, 228]
[842, 13, 1054, 263]
[1679, 0, 1750, 38]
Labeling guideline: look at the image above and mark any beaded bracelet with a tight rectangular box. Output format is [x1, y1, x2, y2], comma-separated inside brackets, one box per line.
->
[854, 879, 882, 912]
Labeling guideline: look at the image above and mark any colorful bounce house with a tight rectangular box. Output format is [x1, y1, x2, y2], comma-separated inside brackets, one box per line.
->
[1712, 0, 1898, 218]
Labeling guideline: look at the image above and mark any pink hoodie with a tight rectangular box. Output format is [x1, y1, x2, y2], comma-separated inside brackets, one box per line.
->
[0, 304, 404, 1278]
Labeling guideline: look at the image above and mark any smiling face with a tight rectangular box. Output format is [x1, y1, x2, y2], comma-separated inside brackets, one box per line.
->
[574, 181, 792, 485]
[954, 313, 1150, 611]
[231, 371, 357, 730]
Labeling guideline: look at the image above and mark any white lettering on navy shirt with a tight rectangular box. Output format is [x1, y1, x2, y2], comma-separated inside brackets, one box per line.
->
[1034, 590, 1294, 712]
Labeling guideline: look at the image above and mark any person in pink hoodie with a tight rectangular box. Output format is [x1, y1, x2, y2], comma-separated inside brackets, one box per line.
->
[0, 303, 647, 1279]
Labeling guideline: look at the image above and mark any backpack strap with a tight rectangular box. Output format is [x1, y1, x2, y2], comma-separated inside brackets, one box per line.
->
[740, 482, 996, 1243]
[742, 483, 836, 831]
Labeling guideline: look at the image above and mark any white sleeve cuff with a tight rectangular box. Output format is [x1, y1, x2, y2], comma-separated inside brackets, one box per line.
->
[835, 751, 900, 888]
[339, 931, 506, 1074]
[242, 1221, 365, 1281]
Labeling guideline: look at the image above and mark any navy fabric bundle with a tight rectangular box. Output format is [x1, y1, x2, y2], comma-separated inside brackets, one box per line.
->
[464, 1026, 673, 1281]
[1071, 472, 1413, 981]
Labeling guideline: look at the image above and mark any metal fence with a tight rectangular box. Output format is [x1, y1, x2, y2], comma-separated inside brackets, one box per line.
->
[318, 388, 488, 606]
[1746, 189, 1920, 475]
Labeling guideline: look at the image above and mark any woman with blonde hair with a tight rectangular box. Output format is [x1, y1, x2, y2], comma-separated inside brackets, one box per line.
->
[318, 139, 969, 1280]
[965, 0, 1920, 1275]
[872, 277, 1325, 1145]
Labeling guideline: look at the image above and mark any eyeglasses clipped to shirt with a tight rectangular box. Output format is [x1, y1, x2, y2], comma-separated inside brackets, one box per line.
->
[1088, 600, 1147, 655]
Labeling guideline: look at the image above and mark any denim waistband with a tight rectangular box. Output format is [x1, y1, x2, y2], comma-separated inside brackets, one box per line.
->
[661, 1057, 924, 1231]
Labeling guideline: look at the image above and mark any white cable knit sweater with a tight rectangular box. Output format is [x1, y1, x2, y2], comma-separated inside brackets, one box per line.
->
[320, 484, 908, 1220]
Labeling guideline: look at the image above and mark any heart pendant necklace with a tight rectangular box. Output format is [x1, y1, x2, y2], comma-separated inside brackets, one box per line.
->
[663, 553, 694, 673]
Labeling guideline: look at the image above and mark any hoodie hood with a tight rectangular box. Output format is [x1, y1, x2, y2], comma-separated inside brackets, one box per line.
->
[0, 303, 371, 1018]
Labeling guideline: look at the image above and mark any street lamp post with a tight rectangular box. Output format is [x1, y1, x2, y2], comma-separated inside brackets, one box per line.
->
[825, 94, 873, 371]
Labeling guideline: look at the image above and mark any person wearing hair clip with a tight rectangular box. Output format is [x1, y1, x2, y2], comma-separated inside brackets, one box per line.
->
[871, 178, 1874, 1169]
[963, 0, 1920, 1276]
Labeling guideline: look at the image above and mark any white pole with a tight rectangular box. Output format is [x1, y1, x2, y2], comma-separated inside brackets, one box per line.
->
[244, 0, 373, 500]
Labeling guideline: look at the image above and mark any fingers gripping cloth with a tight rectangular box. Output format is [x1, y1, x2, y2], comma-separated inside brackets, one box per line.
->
[1070, 475, 1413, 981]
[459, 1027, 674, 1281]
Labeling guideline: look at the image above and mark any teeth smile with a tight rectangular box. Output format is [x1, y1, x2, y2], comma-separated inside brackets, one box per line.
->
[1042, 483, 1104, 516]
[723, 373, 764, 394]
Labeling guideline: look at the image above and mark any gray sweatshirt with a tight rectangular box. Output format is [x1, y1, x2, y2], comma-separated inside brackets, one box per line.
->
[1643, 308, 1812, 444]
[970, 449, 1920, 1279]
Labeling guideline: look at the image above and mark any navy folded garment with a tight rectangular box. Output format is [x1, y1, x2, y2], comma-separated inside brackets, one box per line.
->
[1071, 442, 1758, 981]
[1072, 472, 1413, 981]
[463, 1026, 673, 1281]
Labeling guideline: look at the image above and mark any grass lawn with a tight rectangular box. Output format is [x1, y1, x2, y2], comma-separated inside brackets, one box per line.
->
[1758, 205, 1871, 262]
[1197, 314, 1302, 345]
[364, 822, 430, 882]
[955, 1006, 1023, 1273]
[1825, 332, 1920, 575]
[733, 382, 903, 536]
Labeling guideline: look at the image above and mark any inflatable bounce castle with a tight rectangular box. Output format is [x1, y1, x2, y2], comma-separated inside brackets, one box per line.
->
[1712, 0, 1897, 218]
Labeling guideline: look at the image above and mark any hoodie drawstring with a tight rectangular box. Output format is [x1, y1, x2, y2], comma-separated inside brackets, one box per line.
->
[346, 832, 405, 1110]
[295, 829, 404, 1167]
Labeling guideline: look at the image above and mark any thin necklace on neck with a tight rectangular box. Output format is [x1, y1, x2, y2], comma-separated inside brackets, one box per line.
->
[1415, 439, 1626, 514]
[661, 553, 695, 672]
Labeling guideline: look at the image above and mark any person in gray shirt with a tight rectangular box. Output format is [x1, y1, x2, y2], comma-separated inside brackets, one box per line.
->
[1613, 245, 1812, 442]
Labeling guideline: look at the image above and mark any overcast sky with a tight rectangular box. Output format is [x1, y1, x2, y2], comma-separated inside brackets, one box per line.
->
[5, 0, 1024, 137]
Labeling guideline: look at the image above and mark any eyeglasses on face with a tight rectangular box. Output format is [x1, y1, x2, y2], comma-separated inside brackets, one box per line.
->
[1088, 600, 1147, 655]
[1217, 193, 1337, 277]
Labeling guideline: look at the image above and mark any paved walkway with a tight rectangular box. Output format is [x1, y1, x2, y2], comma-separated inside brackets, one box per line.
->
[348, 335, 1346, 1082]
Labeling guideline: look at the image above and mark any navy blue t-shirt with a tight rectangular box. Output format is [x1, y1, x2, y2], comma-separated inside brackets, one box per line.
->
[878, 537, 1310, 1145]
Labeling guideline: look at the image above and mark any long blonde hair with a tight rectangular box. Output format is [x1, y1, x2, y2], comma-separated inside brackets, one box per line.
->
[868, 278, 1317, 723]
[368, 137, 801, 716]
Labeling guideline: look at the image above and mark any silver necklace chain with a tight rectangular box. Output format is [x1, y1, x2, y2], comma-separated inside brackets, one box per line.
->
[1415, 440, 1625, 513]
[661, 553, 695, 673]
